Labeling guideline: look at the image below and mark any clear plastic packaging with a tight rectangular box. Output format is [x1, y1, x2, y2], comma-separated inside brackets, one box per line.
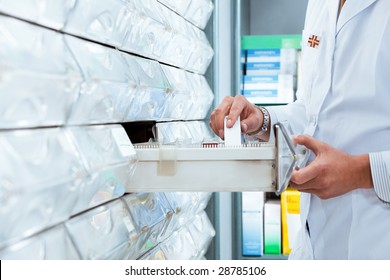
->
[122, 193, 174, 258]
[138, 245, 167, 260]
[185, 26, 214, 74]
[65, 199, 138, 260]
[122, 0, 170, 60]
[66, 125, 137, 215]
[157, 4, 192, 69]
[184, 0, 214, 30]
[157, 0, 213, 30]
[195, 192, 213, 212]
[185, 121, 215, 143]
[157, 0, 192, 16]
[122, 192, 173, 235]
[161, 66, 193, 120]
[122, 55, 171, 120]
[65, 36, 136, 125]
[0, 225, 80, 260]
[0, 128, 86, 248]
[186, 73, 214, 120]
[0, 16, 82, 129]
[187, 211, 215, 259]
[163, 192, 200, 229]
[0, 0, 77, 30]
[154, 122, 193, 144]
[160, 227, 197, 259]
[64, 0, 133, 47]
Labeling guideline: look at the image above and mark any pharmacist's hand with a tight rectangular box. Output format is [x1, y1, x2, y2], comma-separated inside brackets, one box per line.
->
[289, 135, 372, 199]
[209, 95, 262, 139]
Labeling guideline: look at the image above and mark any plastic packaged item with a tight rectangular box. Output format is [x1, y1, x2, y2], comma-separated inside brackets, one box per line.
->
[157, 5, 192, 69]
[160, 227, 197, 259]
[194, 192, 213, 212]
[185, 121, 214, 143]
[65, 199, 138, 260]
[138, 245, 167, 260]
[0, 128, 86, 248]
[163, 192, 200, 233]
[122, 0, 170, 59]
[161, 66, 193, 120]
[153, 122, 193, 144]
[122, 55, 171, 121]
[184, 0, 214, 30]
[64, 0, 133, 47]
[65, 36, 137, 125]
[0, 0, 77, 30]
[122, 193, 173, 236]
[157, 0, 192, 16]
[122, 193, 174, 258]
[0, 225, 80, 260]
[0, 16, 82, 129]
[66, 125, 137, 215]
[186, 73, 214, 120]
[187, 211, 215, 259]
[185, 26, 214, 74]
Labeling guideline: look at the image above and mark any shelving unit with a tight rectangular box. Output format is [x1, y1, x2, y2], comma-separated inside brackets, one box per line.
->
[0, 0, 217, 260]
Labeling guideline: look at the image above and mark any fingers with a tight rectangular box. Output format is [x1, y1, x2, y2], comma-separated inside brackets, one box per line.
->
[293, 134, 325, 155]
[226, 95, 248, 128]
[290, 160, 320, 185]
[210, 95, 254, 139]
[210, 96, 234, 139]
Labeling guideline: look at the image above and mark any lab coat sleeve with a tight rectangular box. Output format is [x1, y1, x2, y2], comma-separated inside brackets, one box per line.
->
[369, 152, 390, 203]
[265, 89, 308, 143]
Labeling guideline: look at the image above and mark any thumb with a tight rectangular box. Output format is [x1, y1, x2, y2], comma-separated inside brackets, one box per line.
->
[293, 134, 324, 155]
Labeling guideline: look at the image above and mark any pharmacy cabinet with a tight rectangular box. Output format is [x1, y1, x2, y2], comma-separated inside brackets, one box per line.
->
[0, 0, 215, 260]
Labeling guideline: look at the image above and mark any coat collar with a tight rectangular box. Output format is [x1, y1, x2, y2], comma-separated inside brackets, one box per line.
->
[336, 0, 378, 34]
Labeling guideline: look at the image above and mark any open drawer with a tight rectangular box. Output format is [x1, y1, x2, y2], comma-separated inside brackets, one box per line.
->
[128, 122, 308, 194]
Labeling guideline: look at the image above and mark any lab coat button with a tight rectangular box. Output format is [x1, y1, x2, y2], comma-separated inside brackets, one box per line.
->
[309, 115, 317, 126]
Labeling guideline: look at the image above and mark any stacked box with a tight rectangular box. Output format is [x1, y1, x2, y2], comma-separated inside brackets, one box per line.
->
[241, 192, 264, 257]
[281, 188, 301, 255]
[241, 35, 301, 105]
[264, 200, 281, 255]
[243, 48, 297, 105]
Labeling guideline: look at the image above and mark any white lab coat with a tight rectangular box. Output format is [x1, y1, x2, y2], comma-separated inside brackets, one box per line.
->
[269, 0, 390, 259]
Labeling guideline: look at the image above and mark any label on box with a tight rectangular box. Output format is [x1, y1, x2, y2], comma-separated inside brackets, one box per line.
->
[247, 49, 281, 63]
[246, 62, 281, 76]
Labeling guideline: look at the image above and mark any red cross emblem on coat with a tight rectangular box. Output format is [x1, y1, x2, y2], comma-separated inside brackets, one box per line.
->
[308, 35, 320, 48]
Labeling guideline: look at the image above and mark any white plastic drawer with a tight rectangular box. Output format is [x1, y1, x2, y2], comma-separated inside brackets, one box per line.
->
[187, 211, 215, 259]
[0, 16, 82, 129]
[0, 0, 76, 30]
[66, 200, 138, 260]
[129, 143, 276, 193]
[66, 125, 137, 215]
[64, 0, 130, 47]
[0, 225, 80, 260]
[122, 55, 171, 120]
[129, 123, 307, 194]
[0, 128, 86, 247]
[65, 36, 137, 125]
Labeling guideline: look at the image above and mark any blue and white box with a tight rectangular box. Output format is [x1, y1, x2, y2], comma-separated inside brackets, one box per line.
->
[246, 49, 280, 63]
[242, 192, 264, 257]
[243, 74, 294, 104]
[246, 62, 280, 76]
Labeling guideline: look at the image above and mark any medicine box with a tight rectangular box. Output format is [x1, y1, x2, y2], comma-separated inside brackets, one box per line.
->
[241, 192, 265, 257]
[264, 200, 281, 255]
[281, 188, 301, 255]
